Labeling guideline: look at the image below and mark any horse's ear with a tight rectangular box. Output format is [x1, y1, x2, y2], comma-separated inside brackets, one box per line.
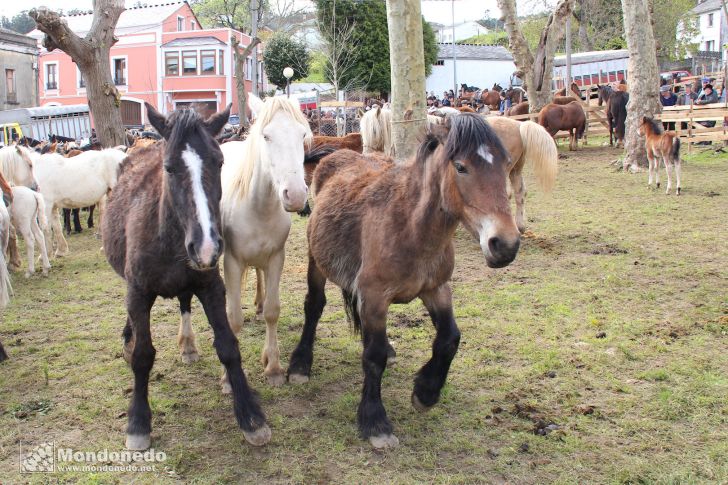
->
[146, 102, 169, 139]
[205, 103, 232, 136]
[248, 93, 264, 117]
[642, 116, 649, 123]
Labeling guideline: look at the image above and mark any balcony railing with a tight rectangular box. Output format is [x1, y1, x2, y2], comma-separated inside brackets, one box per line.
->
[694, 50, 722, 59]
[114, 76, 126, 86]
[46, 82, 57, 90]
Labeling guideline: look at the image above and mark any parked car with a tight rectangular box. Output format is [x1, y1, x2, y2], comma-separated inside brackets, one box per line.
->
[660, 70, 691, 82]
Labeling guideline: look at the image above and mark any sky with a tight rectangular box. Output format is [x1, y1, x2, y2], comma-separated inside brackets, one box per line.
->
[1, 0, 545, 25]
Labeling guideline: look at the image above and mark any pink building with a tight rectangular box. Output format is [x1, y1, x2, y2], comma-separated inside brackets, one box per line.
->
[28, 1, 266, 128]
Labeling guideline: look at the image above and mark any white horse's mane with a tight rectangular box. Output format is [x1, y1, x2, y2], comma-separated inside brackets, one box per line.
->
[360, 105, 393, 156]
[0, 145, 32, 184]
[222, 96, 312, 206]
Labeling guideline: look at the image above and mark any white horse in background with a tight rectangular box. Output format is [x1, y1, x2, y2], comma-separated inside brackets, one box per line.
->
[0, 145, 39, 269]
[9, 186, 50, 277]
[177, 93, 314, 389]
[31, 148, 126, 256]
[360, 105, 394, 157]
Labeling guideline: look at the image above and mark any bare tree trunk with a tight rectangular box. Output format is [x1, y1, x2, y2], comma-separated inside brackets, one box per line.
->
[386, 0, 427, 163]
[574, 1, 593, 51]
[30, 1, 126, 147]
[498, 0, 575, 112]
[232, 36, 261, 131]
[621, 0, 661, 170]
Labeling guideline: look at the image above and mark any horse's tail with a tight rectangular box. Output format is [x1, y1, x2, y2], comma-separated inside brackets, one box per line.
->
[671, 136, 681, 163]
[0, 209, 13, 309]
[32, 191, 48, 230]
[519, 121, 558, 193]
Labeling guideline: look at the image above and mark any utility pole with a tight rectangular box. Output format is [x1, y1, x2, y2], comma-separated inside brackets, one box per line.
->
[565, 16, 572, 91]
[452, 0, 457, 97]
[251, 0, 259, 96]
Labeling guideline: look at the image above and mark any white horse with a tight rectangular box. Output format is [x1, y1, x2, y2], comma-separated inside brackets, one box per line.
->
[360, 105, 394, 157]
[0, 145, 39, 269]
[178, 94, 312, 389]
[9, 186, 50, 277]
[31, 148, 126, 256]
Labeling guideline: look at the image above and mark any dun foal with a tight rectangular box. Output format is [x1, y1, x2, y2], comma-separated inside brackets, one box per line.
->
[287, 114, 521, 448]
[640, 116, 682, 195]
[103, 104, 270, 450]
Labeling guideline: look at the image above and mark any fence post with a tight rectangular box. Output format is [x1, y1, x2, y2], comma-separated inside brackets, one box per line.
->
[688, 101, 693, 155]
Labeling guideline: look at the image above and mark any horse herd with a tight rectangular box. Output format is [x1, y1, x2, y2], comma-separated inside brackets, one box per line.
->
[0, 89, 681, 449]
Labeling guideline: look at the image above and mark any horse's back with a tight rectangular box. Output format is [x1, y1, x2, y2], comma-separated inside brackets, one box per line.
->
[313, 149, 391, 197]
[103, 144, 163, 279]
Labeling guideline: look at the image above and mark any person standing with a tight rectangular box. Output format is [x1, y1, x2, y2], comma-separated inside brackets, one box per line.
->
[677, 83, 698, 105]
[660, 85, 677, 130]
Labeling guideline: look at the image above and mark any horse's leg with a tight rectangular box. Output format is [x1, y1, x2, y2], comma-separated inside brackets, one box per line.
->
[52, 207, 69, 256]
[675, 158, 682, 196]
[654, 153, 661, 189]
[647, 151, 655, 188]
[87, 205, 95, 228]
[73, 208, 82, 233]
[254, 268, 265, 321]
[30, 214, 50, 276]
[124, 285, 156, 450]
[96, 196, 106, 238]
[260, 252, 285, 387]
[412, 284, 461, 412]
[17, 218, 35, 278]
[196, 274, 270, 446]
[222, 252, 246, 394]
[664, 155, 673, 195]
[288, 253, 327, 383]
[0, 339, 7, 362]
[357, 288, 397, 449]
[509, 168, 527, 233]
[7, 225, 21, 271]
[177, 292, 199, 363]
[63, 209, 71, 236]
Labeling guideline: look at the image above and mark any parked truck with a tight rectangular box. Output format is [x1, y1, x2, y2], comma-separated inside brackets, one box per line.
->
[0, 104, 92, 146]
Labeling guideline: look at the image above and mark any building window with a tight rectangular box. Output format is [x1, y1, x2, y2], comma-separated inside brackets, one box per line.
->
[219, 50, 224, 75]
[46, 63, 58, 90]
[706, 40, 715, 51]
[177, 16, 184, 31]
[165, 51, 179, 76]
[434, 60, 444, 66]
[78, 68, 86, 88]
[708, 13, 714, 27]
[245, 58, 252, 81]
[191, 20, 196, 30]
[5, 69, 16, 102]
[201, 50, 216, 74]
[113, 58, 126, 85]
[182, 50, 197, 75]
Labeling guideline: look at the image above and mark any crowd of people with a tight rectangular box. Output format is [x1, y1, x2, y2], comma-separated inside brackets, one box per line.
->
[659, 76, 724, 139]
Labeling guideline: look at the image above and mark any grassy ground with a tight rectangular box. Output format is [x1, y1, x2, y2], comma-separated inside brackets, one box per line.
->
[0, 142, 726, 484]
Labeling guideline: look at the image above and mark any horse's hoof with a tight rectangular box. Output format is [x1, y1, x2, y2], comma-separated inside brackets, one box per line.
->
[411, 393, 434, 412]
[255, 311, 264, 322]
[243, 424, 271, 447]
[180, 350, 199, 364]
[42, 267, 50, 276]
[656, 182, 660, 188]
[24, 271, 32, 279]
[288, 373, 309, 384]
[221, 381, 232, 395]
[265, 371, 286, 387]
[677, 188, 681, 196]
[369, 433, 399, 449]
[125, 434, 151, 450]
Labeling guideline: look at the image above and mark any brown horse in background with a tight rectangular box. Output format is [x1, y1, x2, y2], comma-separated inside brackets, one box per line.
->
[640, 117, 682, 195]
[287, 114, 521, 449]
[552, 96, 579, 105]
[556, 82, 581, 99]
[509, 101, 530, 117]
[539, 102, 586, 150]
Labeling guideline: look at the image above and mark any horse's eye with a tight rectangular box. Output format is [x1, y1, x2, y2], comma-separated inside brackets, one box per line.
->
[263, 134, 270, 142]
[454, 161, 467, 174]
[165, 165, 175, 174]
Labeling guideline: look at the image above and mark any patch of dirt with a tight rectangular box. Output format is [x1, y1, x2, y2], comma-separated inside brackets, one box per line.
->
[590, 243, 628, 255]
[390, 313, 425, 328]
[704, 191, 720, 197]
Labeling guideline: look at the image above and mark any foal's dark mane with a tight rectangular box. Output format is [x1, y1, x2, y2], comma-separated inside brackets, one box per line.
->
[443, 114, 508, 166]
[643, 117, 664, 135]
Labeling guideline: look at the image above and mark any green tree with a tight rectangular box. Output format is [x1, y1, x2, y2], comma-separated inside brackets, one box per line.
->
[458, 32, 509, 46]
[262, 32, 310, 87]
[1, 11, 36, 34]
[315, 0, 437, 96]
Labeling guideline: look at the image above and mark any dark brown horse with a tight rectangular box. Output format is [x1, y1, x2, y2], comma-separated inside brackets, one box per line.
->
[102, 103, 270, 450]
[597, 84, 629, 147]
[509, 101, 530, 117]
[552, 96, 579, 105]
[286, 114, 521, 449]
[538, 102, 586, 150]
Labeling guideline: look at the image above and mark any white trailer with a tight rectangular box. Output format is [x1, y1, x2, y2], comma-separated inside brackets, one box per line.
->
[0, 104, 92, 143]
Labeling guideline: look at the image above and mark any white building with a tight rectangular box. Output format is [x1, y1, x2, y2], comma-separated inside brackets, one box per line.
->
[688, 0, 726, 57]
[426, 43, 516, 97]
[431, 21, 489, 43]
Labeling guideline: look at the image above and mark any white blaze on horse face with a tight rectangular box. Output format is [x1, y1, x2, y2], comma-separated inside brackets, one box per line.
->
[478, 216, 495, 259]
[262, 114, 308, 212]
[181, 145, 216, 265]
[477, 145, 494, 164]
